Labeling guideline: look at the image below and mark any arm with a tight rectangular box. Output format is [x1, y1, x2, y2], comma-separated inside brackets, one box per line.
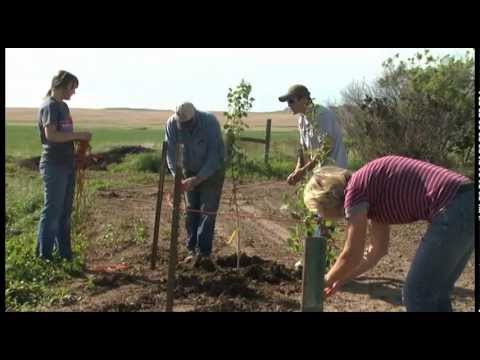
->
[347, 221, 390, 279]
[297, 158, 318, 173]
[44, 124, 91, 143]
[165, 119, 178, 176]
[324, 209, 368, 288]
[287, 153, 318, 185]
[41, 103, 91, 143]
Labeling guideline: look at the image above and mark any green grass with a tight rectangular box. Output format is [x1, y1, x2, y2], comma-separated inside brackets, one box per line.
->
[109, 152, 164, 173]
[6, 124, 299, 158]
[6, 123, 301, 181]
[5, 163, 89, 311]
[5, 125, 43, 158]
[5, 124, 358, 215]
[5, 125, 167, 157]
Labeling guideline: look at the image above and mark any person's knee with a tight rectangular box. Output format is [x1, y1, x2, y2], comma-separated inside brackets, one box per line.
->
[40, 207, 61, 231]
[45, 209, 62, 229]
[202, 214, 217, 227]
[43, 192, 64, 212]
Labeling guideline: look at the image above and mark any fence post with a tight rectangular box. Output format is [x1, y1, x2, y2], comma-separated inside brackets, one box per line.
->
[165, 143, 184, 312]
[301, 233, 327, 312]
[150, 141, 168, 270]
[264, 118, 271, 164]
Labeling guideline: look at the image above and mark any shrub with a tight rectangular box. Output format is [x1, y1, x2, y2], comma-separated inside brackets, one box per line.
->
[338, 49, 474, 173]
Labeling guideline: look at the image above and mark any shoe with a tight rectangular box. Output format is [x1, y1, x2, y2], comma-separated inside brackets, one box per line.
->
[183, 251, 197, 263]
[294, 259, 303, 272]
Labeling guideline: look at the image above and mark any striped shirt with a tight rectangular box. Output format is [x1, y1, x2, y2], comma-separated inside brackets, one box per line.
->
[344, 155, 470, 224]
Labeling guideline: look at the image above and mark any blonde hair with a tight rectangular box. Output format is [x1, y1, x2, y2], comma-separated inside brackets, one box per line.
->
[45, 70, 78, 98]
[303, 166, 352, 213]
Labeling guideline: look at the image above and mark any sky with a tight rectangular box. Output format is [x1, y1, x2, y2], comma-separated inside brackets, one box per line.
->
[5, 48, 471, 112]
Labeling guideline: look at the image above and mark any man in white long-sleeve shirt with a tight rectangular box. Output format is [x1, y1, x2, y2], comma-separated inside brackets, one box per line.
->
[278, 84, 347, 185]
[279, 84, 348, 271]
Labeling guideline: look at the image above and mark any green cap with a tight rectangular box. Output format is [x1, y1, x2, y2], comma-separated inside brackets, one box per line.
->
[278, 84, 310, 102]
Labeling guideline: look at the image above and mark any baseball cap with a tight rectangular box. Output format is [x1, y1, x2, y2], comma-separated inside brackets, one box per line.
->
[174, 102, 196, 126]
[278, 84, 311, 102]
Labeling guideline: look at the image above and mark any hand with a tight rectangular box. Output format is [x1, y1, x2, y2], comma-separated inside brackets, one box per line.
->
[181, 177, 199, 192]
[323, 274, 343, 298]
[286, 169, 304, 185]
[324, 280, 342, 298]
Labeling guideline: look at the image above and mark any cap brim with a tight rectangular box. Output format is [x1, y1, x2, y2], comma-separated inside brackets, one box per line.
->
[278, 95, 290, 102]
[175, 115, 195, 129]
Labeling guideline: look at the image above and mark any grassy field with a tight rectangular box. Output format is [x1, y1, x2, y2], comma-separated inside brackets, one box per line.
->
[6, 124, 299, 158]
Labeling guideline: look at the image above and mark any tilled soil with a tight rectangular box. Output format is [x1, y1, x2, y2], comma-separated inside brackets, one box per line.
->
[44, 179, 475, 312]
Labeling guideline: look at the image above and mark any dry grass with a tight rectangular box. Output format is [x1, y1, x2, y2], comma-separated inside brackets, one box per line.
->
[6, 108, 297, 131]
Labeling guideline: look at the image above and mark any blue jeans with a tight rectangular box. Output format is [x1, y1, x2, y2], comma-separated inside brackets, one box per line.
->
[402, 188, 474, 312]
[37, 161, 75, 260]
[185, 172, 224, 257]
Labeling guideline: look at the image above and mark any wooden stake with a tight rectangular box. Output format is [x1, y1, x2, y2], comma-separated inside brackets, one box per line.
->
[150, 141, 168, 270]
[264, 118, 271, 164]
[165, 143, 183, 312]
[235, 195, 241, 270]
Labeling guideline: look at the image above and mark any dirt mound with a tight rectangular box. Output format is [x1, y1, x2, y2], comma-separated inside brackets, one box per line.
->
[216, 253, 267, 268]
[194, 296, 264, 312]
[176, 272, 260, 300]
[214, 254, 298, 283]
[16, 157, 41, 171]
[244, 263, 298, 283]
[170, 253, 299, 310]
[100, 301, 143, 312]
[16, 146, 155, 171]
[92, 272, 137, 288]
[192, 257, 217, 272]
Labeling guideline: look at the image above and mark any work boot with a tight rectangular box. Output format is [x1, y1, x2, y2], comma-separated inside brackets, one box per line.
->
[183, 250, 197, 264]
[294, 259, 303, 272]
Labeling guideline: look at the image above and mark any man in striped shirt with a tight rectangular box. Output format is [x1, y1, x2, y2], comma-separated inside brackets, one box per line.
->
[303, 155, 473, 311]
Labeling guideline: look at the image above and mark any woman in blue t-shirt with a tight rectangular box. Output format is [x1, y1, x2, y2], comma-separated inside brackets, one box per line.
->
[37, 70, 92, 260]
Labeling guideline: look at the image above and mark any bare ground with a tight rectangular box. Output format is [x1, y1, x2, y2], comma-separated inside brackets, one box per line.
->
[42, 176, 474, 312]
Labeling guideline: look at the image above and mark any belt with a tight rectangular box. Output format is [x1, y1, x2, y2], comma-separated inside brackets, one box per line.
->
[457, 182, 473, 194]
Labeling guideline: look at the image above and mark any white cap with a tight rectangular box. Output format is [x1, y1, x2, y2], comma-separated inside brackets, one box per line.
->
[175, 102, 196, 123]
